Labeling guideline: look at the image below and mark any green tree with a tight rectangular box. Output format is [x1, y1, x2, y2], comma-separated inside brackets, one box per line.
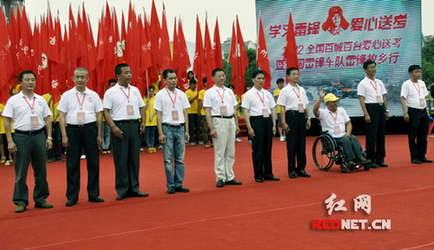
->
[422, 38, 434, 85]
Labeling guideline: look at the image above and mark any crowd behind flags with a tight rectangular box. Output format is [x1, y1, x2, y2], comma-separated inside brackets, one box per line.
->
[0, 0, 299, 105]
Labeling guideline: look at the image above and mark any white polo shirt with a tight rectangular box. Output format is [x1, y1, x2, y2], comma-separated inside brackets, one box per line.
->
[318, 107, 350, 138]
[2, 92, 52, 131]
[401, 79, 428, 109]
[357, 77, 387, 103]
[102, 83, 145, 121]
[203, 85, 237, 116]
[57, 87, 103, 125]
[241, 87, 276, 117]
[153, 87, 190, 125]
[276, 84, 309, 111]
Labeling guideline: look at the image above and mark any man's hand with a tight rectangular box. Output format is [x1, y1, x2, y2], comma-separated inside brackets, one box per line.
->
[247, 127, 255, 139]
[319, 86, 326, 99]
[403, 113, 410, 123]
[112, 126, 123, 139]
[62, 136, 69, 148]
[210, 128, 217, 138]
[185, 132, 190, 142]
[306, 119, 311, 130]
[159, 133, 166, 144]
[8, 141, 17, 154]
[97, 135, 102, 148]
[282, 123, 290, 133]
[364, 113, 371, 123]
[46, 138, 53, 150]
[139, 122, 146, 135]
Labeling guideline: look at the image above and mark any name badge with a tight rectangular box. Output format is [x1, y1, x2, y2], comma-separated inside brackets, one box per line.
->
[172, 110, 179, 121]
[298, 103, 305, 113]
[77, 112, 85, 123]
[420, 98, 425, 107]
[220, 105, 228, 116]
[334, 125, 341, 134]
[262, 108, 269, 118]
[30, 115, 39, 128]
[376, 95, 382, 103]
[127, 105, 134, 116]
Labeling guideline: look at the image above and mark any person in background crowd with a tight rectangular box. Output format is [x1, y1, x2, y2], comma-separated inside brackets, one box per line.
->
[144, 86, 157, 153]
[274, 78, 285, 142]
[198, 77, 212, 148]
[101, 78, 117, 154]
[185, 79, 202, 146]
[43, 92, 65, 163]
[228, 84, 242, 143]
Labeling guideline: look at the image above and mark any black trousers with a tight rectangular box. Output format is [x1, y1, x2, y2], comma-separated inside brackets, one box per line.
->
[112, 121, 141, 196]
[250, 116, 274, 179]
[407, 107, 429, 160]
[188, 113, 201, 143]
[66, 124, 100, 201]
[285, 111, 307, 173]
[365, 104, 386, 162]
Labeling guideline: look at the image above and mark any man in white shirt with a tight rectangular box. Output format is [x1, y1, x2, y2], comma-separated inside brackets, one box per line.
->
[103, 63, 148, 200]
[357, 60, 389, 168]
[400, 65, 433, 164]
[277, 67, 311, 178]
[313, 88, 371, 169]
[204, 68, 242, 188]
[154, 69, 191, 194]
[242, 69, 279, 182]
[58, 67, 104, 206]
[2, 70, 53, 213]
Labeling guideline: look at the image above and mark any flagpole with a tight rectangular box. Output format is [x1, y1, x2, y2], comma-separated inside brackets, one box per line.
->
[256, 11, 260, 64]
[235, 16, 239, 97]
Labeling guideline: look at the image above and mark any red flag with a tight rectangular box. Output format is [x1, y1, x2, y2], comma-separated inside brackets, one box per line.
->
[8, 6, 20, 84]
[82, 5, 97, 92]
[138, 14, 152, 94]
[229, 17, 248, 97]
[176, 19, 191, 91]
[159, 4, 172, 89]
[193, 15, 205, 90]
[149, 0, 161, 84]
[0, 9, 14, 104]
[172, 17, 179, 73]
[284, 12, 299, 79]
[46, 6, 61, 104]
[256, 16, 272, 90]
[213, 18, 223, 70]
[18, 5, 31, 73]
[203, 17, 214, 90]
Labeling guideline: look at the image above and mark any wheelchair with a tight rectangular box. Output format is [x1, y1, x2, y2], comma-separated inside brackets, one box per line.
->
[312, 132, 370, 173]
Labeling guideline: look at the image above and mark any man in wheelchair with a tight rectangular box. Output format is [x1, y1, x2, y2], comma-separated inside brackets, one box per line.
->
[313, 87, 371, 170]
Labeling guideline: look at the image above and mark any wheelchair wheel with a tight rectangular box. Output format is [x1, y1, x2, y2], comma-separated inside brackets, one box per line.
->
[364, 165, 370, 171]
[340, 165, 347, 173]
[312, 135, 335, 171]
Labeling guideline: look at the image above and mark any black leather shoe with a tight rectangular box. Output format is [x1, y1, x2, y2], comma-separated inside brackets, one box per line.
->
[134, 191, 149, 197]
[264, 176, 280, 181]
[370, 162, 379, 168]
[255, 178, 264, 182]
[297, 170, 311, 177]
[167, 186, 176, 194]
[289, 171, 297, 178]
[419, 157, 433, 163]
[116, 194, 126, 200]
[216, 179, 224, 187]
[225, 179, 242, 185]
[412, 158, 422, 164]
[377, 161, 388, 167]
[89, 197, 104, 203]
[66, 200, 77, 206]
[175, 186, 190, 192]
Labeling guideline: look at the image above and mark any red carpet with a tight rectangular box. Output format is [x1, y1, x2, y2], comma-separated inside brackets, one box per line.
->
[1, 134, 434, 249]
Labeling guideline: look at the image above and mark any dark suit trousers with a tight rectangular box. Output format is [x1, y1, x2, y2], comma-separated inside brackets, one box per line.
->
[66, 124, 100, 201]
[250, 116, 274, 179]
[365, 104, 386, 162]
[407, 107, 429, 160]
[285, 111, 307, 173]
[112, 121, 141, 196]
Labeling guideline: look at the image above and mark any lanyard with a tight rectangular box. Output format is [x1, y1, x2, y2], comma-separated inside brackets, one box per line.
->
[76, 93, 86, 110]
[23, 96, 36, 114]
[329, 111, 338, 124]
[165, 88, 177, 108]
[121, 87, 131, 103]
[411, 80, 421, 96]
[292, 87, 301, 102]
[369, 81, 378, 94]
[256, 91, 265, 107]
[217, 88, 225, 103]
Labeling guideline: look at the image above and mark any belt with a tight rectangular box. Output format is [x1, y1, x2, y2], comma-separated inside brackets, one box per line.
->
[67, 122, 96, 128]
[286, 110, 303, 114]
[212, 115, 234, 119]
[114, 119, 140, 124]
[163, 123, 184, 128]
[15, 128, 44, 135]
[408, 107, 426, 112]
[249, 116, 271, 120]
[365, 103, 384, 107]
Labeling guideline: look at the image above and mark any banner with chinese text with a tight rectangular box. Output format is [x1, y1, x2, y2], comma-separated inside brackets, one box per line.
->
[256, 0, 421, 116]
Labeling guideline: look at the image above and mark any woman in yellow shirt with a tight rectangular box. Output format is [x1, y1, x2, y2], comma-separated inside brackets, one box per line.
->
[144, 86, 157, 153]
